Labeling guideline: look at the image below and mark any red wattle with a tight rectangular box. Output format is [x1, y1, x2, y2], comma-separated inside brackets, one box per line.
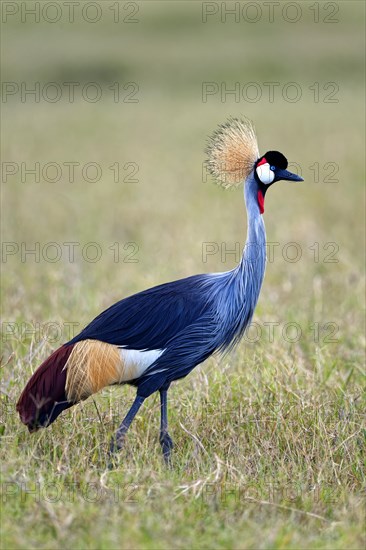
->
[257, 190, 264, 214]
[257, 157, 267, 167]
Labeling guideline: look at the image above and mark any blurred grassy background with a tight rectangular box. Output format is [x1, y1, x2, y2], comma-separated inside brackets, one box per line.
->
[1, 2, 365, 549]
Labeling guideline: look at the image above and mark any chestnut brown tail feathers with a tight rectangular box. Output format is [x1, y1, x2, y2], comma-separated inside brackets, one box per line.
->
[16, 339, 135, 431]
[16, 344, 75, 431]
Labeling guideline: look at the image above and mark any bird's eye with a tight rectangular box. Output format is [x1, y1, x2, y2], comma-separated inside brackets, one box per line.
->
[270, 166, 275, 171]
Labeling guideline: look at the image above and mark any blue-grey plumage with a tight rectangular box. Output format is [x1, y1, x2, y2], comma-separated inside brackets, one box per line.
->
[69, 171, 267, 397]
[17, 117, 303, 463]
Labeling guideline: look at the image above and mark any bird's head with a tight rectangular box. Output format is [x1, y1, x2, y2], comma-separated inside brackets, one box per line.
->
[254, 150, 303, 214]
[205, 117, 304, 214]
[17, 391, 70, 432]
[16, 346, 73, 432]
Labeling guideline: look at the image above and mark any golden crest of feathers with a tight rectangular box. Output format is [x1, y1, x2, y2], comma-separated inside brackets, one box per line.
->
[205, 117, 259, 189]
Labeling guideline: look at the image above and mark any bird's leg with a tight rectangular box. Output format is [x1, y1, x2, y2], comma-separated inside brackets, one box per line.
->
[109, 394, 145, 455]
[159, 388, 173, 465]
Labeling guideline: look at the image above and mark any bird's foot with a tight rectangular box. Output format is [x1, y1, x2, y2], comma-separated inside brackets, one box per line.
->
[160, 432, 174, 467]
[107, 430, 126, 469]
[107, 454, 119, 470]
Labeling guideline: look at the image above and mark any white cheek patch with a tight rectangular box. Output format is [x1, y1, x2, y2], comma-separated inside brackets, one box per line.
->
[256, 163, 275, 185]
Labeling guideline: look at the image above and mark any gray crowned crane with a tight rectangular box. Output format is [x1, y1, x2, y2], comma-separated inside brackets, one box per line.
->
[17, 117, 303, 463]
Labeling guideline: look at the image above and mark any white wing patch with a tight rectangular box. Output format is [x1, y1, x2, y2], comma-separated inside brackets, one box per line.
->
[256, 162, 275, 185]
[118, 348, 164, 382]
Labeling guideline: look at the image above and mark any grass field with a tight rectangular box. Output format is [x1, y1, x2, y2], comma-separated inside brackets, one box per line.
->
[1, 2, 365, 549]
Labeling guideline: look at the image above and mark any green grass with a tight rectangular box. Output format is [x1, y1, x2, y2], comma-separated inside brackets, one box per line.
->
[1, 2, 365, 549]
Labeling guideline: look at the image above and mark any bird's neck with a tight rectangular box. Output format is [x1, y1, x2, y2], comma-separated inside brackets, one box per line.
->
[215, 176, 267, 351]
[223, 173, 266, 325]
[240, 174, 266, 271]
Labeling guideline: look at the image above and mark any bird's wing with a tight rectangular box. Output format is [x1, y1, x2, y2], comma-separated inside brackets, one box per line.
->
[68, 274, 212, 351]
[130, 312, 221, 396]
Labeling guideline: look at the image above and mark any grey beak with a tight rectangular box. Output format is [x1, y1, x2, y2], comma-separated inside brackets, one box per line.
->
[276, 168, 304, 182]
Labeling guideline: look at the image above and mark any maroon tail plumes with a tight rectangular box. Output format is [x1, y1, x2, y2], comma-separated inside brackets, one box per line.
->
[16, 344, 75, 432]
